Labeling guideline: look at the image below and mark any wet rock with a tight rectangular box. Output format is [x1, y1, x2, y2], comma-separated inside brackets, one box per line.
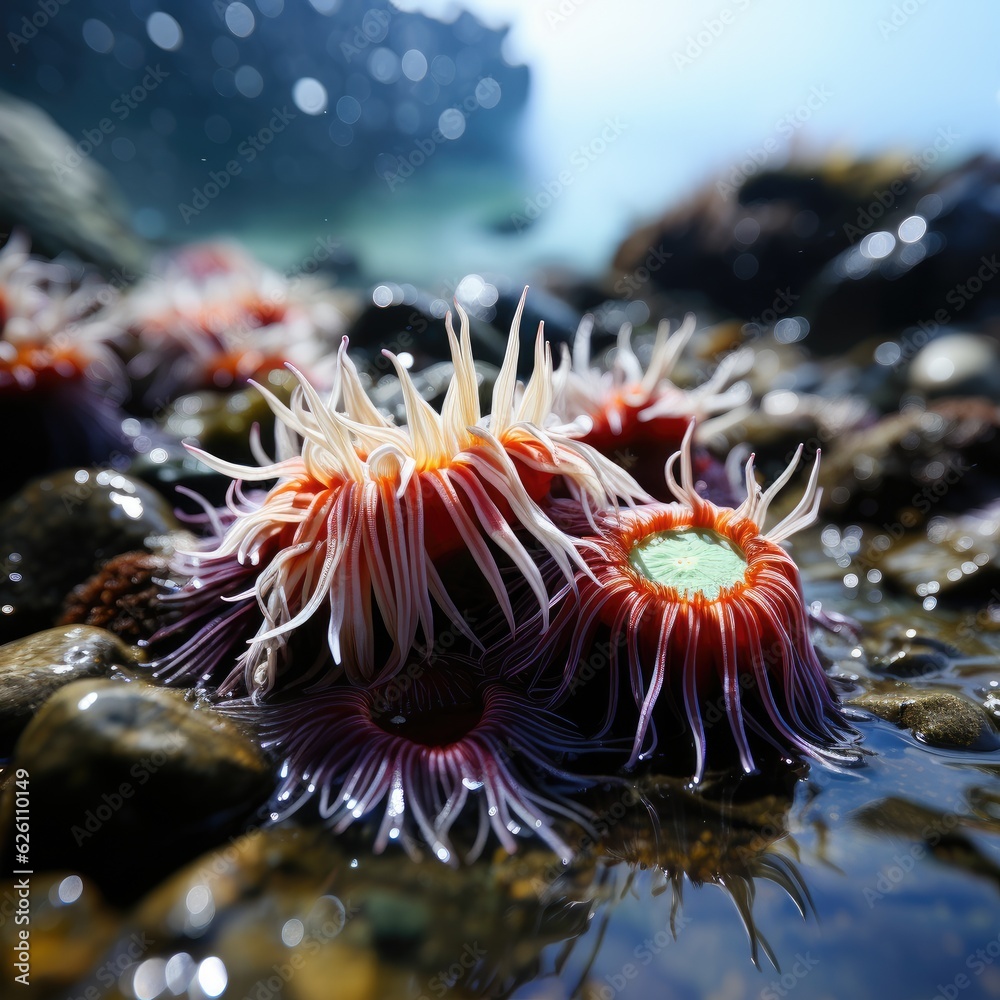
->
[979, 681, 1000, 727]
[0, 679, 270, 902]
[850, 685, 999, 750]
[0, 625, 138, 754]
[804, 156, 1000, 350]
[158, 373, 295, 463]
[610, 159, 918, 331]
[347, 281, 578, 377]
[127, 441, 234, 515]
[871, 506, 1000, 602]
[347, 286, 507, 372]
[0, 872, 119, 994]
[490, 283, 581, 360]
[712, 382, 873, 491]
[865, 627, 957, 680]
[0, 469, 179, 644]
[81, 825, 594, 1000]
[0, 91, 149, 274]
[852, 796, 1000, 893]
[819, 398, 1000, 525]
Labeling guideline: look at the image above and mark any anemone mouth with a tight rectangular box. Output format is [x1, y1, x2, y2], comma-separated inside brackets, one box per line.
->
[627, 527, 748, 601]
[375, 697, 485, 747]
[505, 427, 861, 781]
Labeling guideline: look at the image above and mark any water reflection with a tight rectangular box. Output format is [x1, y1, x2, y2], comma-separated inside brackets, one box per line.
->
[850, 793, 1000, 918]
[586, 771, 812, 972]
[23, 767, 813, 999]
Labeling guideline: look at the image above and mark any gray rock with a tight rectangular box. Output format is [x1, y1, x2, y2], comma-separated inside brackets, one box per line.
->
[0, 91, 149, 274]
[0, 625, 138, 753]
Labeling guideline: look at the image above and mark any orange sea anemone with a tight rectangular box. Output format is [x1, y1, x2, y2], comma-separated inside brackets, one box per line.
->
[513, 423, 860, 781]
[0, 232, 121, 393]
[155, 291, 644, 698]
[0, 233, 130, 490]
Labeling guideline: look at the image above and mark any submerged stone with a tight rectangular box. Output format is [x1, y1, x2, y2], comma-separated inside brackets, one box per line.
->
[851, 686, 1000, 750]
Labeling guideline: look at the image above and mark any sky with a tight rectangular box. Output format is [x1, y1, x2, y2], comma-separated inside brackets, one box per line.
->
[357, 0, 1000, 277]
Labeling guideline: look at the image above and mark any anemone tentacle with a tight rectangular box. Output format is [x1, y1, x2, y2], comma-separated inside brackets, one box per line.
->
[160, 290, 646, 697]
[503, 423, 861, 781]
[554, 313, 752, 443]
[227, 673, 595, 864]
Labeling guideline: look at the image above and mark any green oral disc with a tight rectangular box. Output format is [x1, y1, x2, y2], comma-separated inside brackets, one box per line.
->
[628, 528, 747, 600]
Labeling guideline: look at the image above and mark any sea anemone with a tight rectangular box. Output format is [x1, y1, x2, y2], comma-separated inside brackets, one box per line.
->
[236, 664, 594, 864]
[554, 314, 751, 501]
[155, 291, 643, 697]
[515, 423, 860, 781]
[112, 241, 343, 403]
[0, 232, 121, 391]
[0, 232, 129, 490]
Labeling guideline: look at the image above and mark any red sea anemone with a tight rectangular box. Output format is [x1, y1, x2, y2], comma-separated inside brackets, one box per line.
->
[516, 423, 860, 781]
[554, 314, 750, 502]
[155, 291, 642, 697]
